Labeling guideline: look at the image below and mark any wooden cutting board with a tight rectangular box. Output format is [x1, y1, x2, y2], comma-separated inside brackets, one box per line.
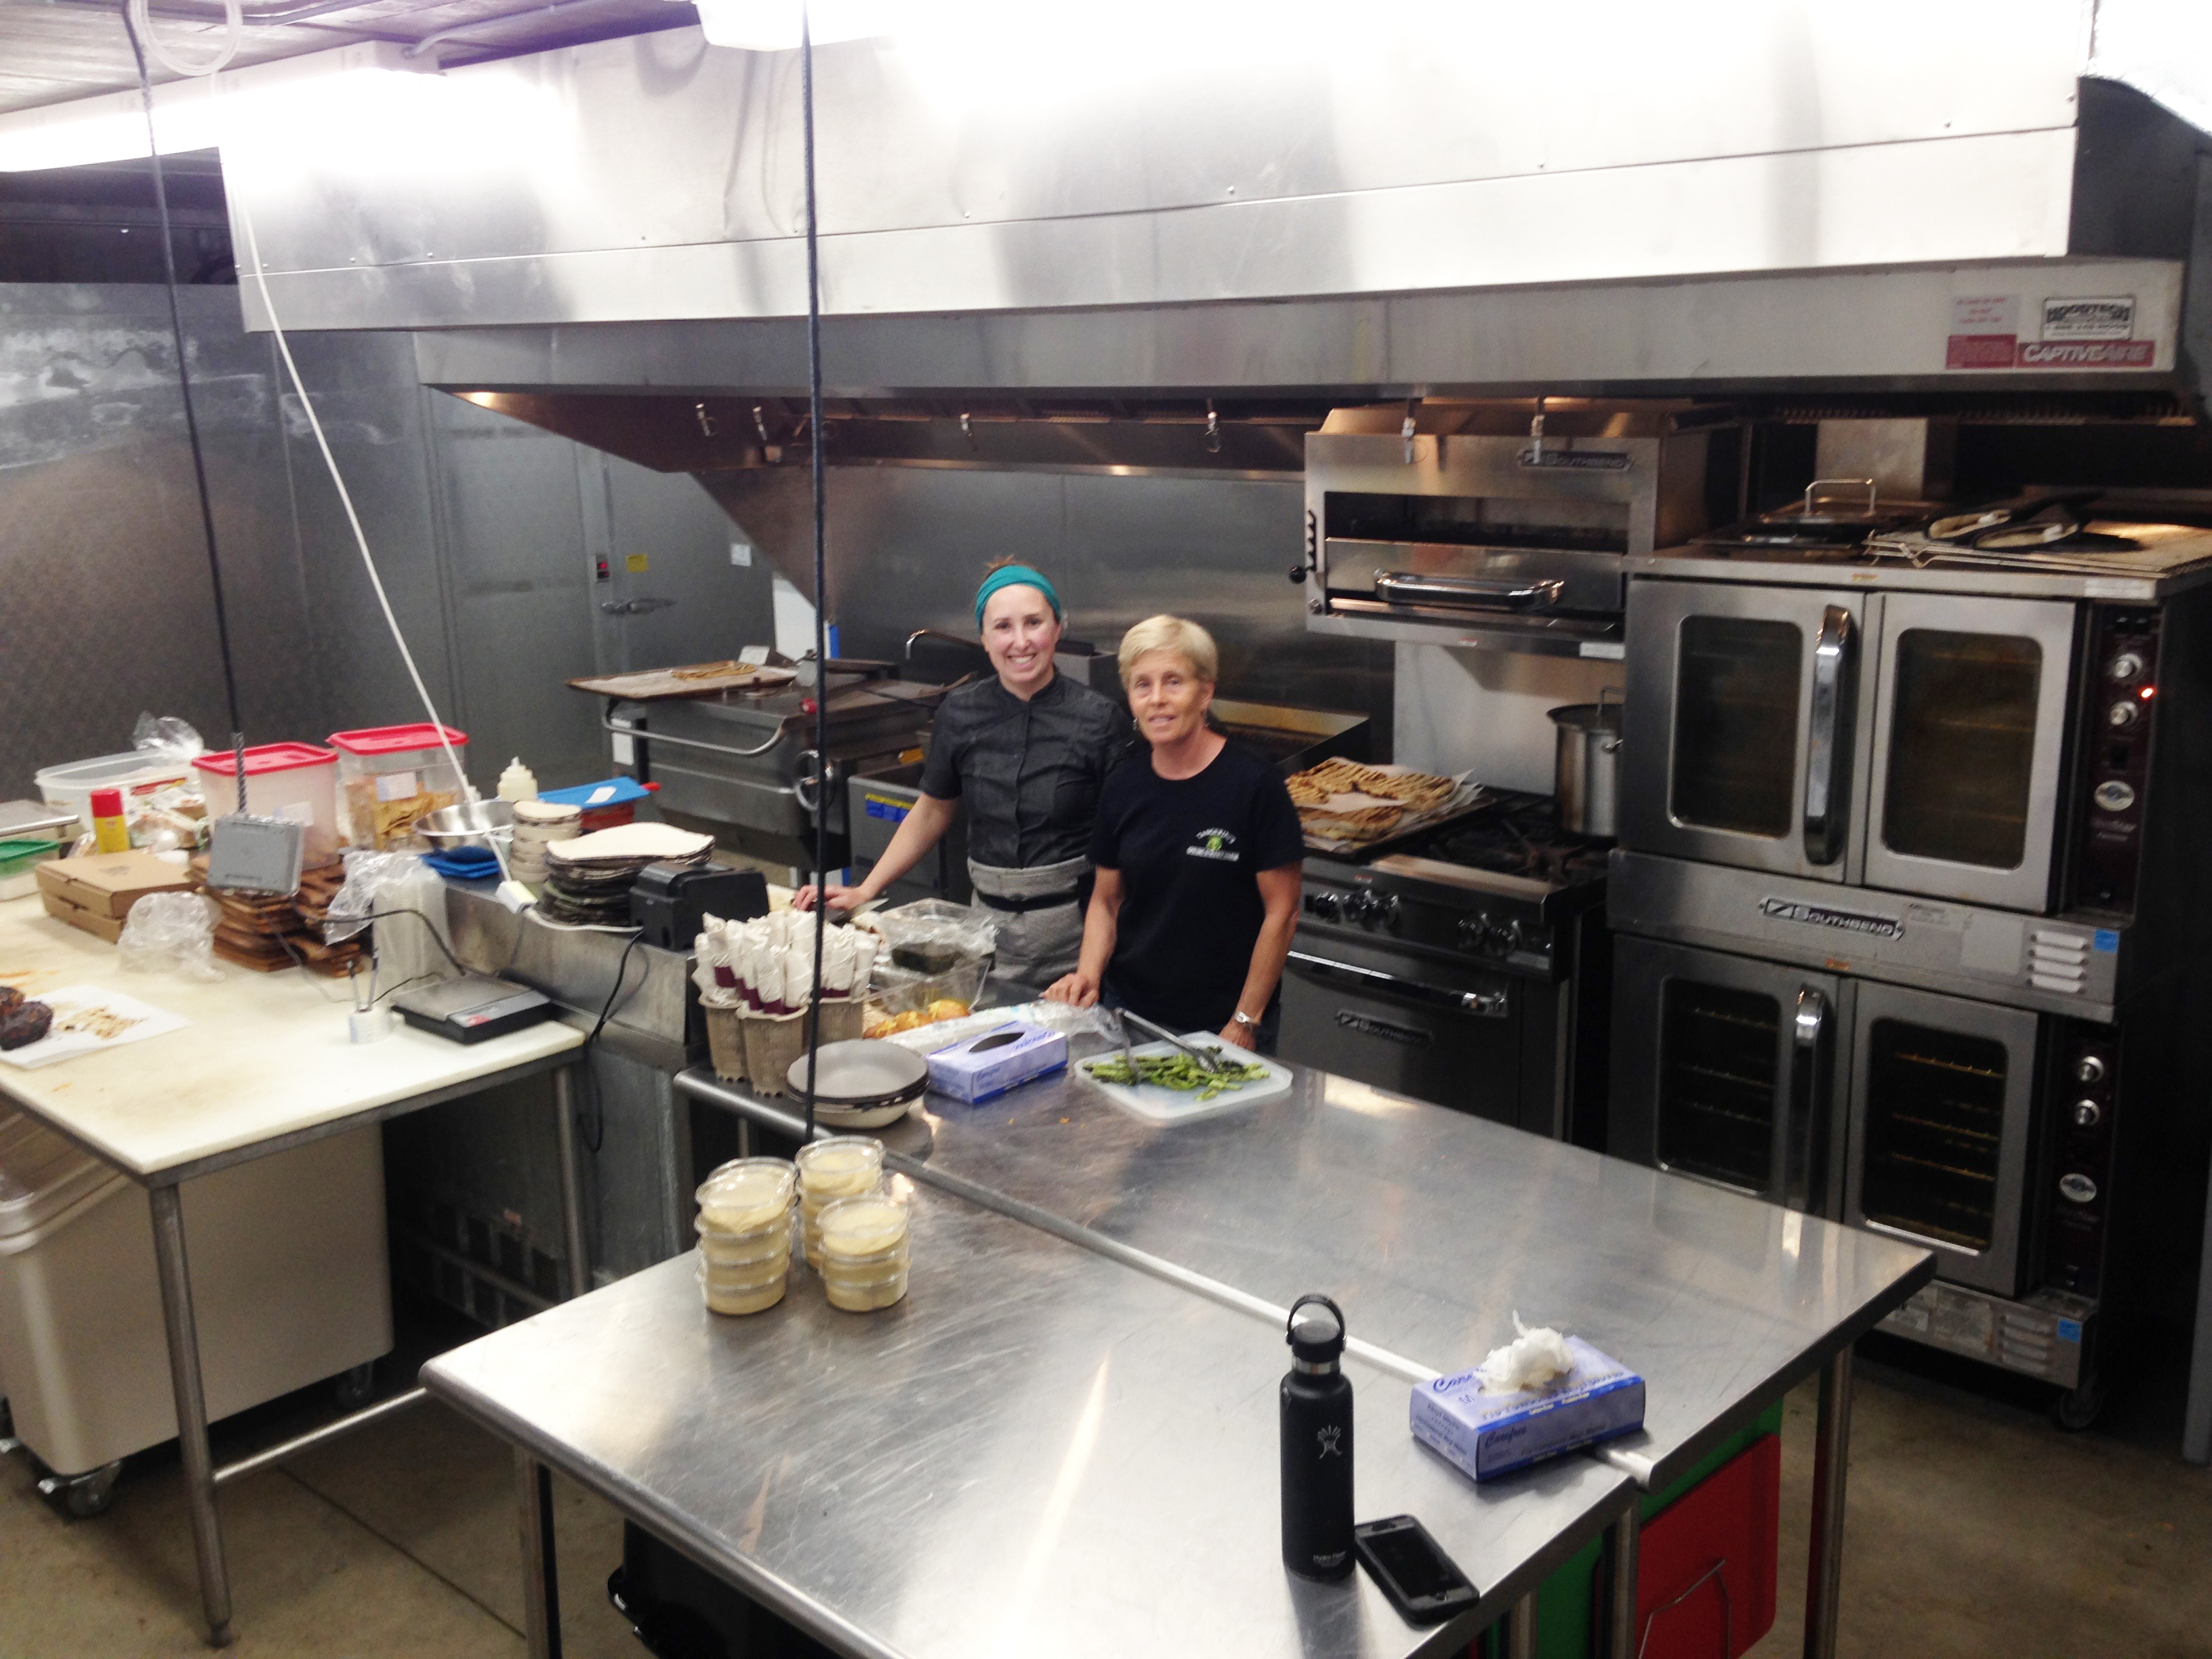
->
[568, 661, 797, 701]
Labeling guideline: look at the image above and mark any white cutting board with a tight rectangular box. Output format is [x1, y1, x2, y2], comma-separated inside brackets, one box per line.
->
[1075, 1036, 1295, 1126]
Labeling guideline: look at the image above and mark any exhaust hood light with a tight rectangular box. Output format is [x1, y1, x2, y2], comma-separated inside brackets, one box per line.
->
[0, 43, 429, 173]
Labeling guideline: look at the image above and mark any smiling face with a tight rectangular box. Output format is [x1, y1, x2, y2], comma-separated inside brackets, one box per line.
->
[1125, 649, 1213, 748]
[981, 583, 1063, 697]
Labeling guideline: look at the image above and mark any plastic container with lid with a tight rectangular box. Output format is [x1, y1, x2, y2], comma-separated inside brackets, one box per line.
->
[191, 743, 341, 864]
[328, 724, 468, 851]
[35, 752, 197, 836]
[795, 1137, 886, 1268]
[817, 1192, 912, 1311]
[694, 1158, 796, 1317]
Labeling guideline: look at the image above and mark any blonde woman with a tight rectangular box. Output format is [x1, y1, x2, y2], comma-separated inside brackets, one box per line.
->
[1045, 615, 1303, 1051]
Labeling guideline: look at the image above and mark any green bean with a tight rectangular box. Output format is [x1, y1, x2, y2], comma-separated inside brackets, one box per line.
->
[1084, 1050, 1271, 1102]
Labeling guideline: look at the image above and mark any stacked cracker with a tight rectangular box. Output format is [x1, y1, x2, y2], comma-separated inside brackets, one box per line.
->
[1286, 758, 1460, 846]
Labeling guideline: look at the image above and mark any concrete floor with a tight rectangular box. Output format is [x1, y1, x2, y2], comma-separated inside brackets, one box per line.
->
[3, 1342, 2209, 1657]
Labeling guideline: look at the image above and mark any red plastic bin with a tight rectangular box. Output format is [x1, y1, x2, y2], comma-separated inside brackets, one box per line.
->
[1633, 1431, 1780, 1659]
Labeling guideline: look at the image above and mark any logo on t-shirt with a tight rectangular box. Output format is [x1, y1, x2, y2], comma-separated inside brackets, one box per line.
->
[1186, 827, 1240, 863]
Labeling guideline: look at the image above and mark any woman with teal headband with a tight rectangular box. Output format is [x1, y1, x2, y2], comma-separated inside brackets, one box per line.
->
[796, 559, 1127, 989]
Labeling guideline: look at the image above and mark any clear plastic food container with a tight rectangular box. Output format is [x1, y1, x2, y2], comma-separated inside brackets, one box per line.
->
[695, 1158, 796, 1235]
[817, 1192, 912, 1312]
[796, 1138, 885, 1269]
[328, 724, 468, 851]
[190, 743, 340, 864]
[35, 751, 197, 836]
[695, 1158, 797, 1317]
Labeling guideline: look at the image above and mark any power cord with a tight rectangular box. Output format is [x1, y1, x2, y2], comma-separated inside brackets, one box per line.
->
[579, 929, 647, 1152]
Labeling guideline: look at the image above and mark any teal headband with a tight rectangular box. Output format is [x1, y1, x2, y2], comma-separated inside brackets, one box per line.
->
[974, 565, 1063, 628]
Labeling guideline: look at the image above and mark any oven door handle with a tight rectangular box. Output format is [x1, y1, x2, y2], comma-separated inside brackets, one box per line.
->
[1784, 986, 1828, 1211]
[1803, 605, 1858, 866]
[1287, 949, 1509, 1017]
[1373, 572, 1567, 612]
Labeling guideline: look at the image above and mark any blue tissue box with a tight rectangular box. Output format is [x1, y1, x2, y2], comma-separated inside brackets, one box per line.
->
[1409, 1338, 1645, 1481]
[925, 1021, 1067, 1103]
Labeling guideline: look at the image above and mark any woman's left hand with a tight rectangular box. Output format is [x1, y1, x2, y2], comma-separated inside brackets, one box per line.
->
[1217, 1018, 1256, 1051]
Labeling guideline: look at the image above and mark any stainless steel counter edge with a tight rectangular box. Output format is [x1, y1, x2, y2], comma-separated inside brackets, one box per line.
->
[417, 1363, 909, 1659]
[670, 1071, 1442, 1387]
[1597, 1249, 1938, 1490]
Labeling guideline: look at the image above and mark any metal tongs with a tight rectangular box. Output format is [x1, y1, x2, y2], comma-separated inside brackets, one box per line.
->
[1116, 1007, 1228, 1073]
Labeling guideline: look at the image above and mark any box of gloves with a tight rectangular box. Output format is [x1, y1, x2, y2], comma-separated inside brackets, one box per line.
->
[1410, 1319, 1644, 1482]
[924, 1020, 1067, 1103]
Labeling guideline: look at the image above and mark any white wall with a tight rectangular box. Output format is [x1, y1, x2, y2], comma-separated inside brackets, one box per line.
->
[1392, 644, 1623, 794]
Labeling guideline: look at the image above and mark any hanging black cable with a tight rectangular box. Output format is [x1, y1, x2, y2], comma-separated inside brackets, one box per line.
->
[800, 3, 830, 1143]
[121, 5, 250, 813]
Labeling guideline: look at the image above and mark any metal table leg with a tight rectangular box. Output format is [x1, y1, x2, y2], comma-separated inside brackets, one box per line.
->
[2186, 1139, 2212, 1464]
[553, 1064, 590, 1299]
[1605, 1500, 1641, 1659]
[150, 1183, 233, 1647]
[1505, 1589, 1539, 1659]
[1803, 1344, 1855, 1659]
[516, 1448, 562, 1659]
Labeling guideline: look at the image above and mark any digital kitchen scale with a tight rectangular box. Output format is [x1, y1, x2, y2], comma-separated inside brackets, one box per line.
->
[391, 975, 555, 1044]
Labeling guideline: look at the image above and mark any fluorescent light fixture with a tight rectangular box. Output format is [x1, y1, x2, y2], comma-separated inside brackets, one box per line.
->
[691, 0, 905, 50]
[0, 43, 428, 173]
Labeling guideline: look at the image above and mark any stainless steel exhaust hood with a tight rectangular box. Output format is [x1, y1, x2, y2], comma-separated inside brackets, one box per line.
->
[217, 8, 2197, 401]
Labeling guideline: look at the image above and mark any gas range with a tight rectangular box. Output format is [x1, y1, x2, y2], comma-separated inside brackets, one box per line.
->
[1298, 790, 1609, 979]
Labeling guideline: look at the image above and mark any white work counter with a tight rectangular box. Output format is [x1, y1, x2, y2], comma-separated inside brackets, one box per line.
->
[0, 893, 589, 1648]
[0, 895, 581, 1182]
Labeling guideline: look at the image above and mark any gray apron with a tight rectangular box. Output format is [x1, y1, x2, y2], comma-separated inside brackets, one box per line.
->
[967, 853, 1090, 991]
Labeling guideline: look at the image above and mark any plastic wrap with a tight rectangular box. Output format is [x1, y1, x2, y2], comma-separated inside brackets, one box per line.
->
[860, 897, 998, 968]
[131, 713, 205, 769]
[116, 890, 224, 982]
[878, 999, 1116, 1056]
[324, 851, 455, 987]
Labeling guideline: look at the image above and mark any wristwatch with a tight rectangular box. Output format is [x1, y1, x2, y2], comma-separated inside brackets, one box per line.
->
[1231, 1010, 1259, 1029]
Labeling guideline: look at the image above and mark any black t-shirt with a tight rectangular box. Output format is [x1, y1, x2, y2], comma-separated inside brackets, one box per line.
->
[1089, 740, 1305, 1033]
[917, 674, 1128, 867]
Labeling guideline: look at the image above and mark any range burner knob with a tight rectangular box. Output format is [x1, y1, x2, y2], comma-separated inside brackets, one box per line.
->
[1309, 890, 1346, 923]
[2108, 651, 2146, 683]
[2108, 700, 2142, 729]
[1454, 914, 1488, 951]
[2074, 1054, 2107, 1084]
[1368, 893, 1401, 930]
[2072, 1099, 2102, 1129]
[1495, 917, 1528, 954]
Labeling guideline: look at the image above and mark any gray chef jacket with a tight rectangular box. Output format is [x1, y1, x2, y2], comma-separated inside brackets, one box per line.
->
[917, 673, 1128, 868]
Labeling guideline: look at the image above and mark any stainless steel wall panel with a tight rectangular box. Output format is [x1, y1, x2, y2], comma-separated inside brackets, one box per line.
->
[0, 284, 324, 797]
[698, 466, 1396, 748]
[424, 394, 605, 788]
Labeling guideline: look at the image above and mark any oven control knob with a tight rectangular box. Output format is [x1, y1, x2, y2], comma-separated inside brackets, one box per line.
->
[2108, 651, 2145, 683]
[1495, 918, 1527, 954]
[1347, 890, 1378, 926]
[2108, 700, 2141, 729]
[2074, 1054, 2106, 1084]
[2058, 1172, 2098, 1205]
[2093, 779, 2137, 813]
[1309, 890, 1343, 923]
[1368, 893, 1401, 930]
[1454, 915, 1486, 949]
[2072, 1099, 2102, 1129]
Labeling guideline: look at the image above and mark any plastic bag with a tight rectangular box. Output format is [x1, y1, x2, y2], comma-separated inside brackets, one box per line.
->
[860, 897, 998, 967]
[132, 713, 205, 768]
[117, 890, 224, 982]
[1476, 1313, 1575, 1393]
[325, 851, 457, 989]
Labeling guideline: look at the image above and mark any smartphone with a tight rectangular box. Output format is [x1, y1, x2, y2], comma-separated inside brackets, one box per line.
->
[1353, 1515, 1481, 1626]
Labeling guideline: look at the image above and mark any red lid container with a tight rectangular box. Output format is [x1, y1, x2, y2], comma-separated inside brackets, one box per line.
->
[191, 742, 338, 777]
[88, 787, 123, 818]
[327, 724, 468, 757]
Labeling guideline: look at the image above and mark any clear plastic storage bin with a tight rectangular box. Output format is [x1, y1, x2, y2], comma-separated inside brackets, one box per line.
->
[329, 724, 469, 851]
[191, 743, 340, 865]
[35, 751, 197, 836]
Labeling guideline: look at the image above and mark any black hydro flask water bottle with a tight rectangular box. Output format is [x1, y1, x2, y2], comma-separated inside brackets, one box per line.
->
[1280, 1292, 1355, 1580]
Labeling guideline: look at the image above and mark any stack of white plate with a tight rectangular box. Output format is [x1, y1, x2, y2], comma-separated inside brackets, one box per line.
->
[510, 800, 581, 885]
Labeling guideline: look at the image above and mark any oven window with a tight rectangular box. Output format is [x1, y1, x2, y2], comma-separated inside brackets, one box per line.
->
[1671, 616, 1802, 838]
[1860, 1019, 2006, 1252]
[1656, 978, 1778, 1193]
[1881, 630, 2041, 869]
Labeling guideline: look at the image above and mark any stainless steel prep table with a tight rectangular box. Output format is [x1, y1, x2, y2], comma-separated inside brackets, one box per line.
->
[424, 1176, 1639, 1659]
[676, 1048, 1933, 1659]
[0, 895, 590, 1647]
